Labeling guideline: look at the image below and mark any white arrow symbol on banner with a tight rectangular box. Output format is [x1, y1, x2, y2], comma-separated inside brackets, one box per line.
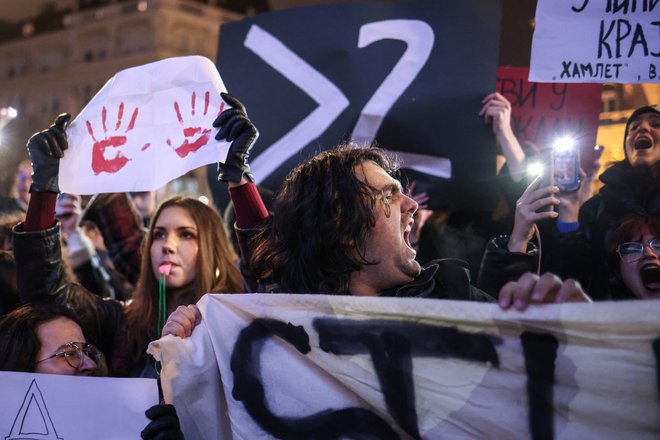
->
[352, 19, 451, 179]
[244, 25, 350, 182]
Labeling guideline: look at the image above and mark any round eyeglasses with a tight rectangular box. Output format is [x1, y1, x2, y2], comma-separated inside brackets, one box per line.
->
[617, 238, 660, 263]
[36, 342, 101, 370]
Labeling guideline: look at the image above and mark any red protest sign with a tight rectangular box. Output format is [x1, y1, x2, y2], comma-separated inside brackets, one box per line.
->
[496, 66, 602, 169]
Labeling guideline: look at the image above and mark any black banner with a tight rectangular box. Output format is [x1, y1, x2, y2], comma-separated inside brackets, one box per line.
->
[211, 0, 503, 211]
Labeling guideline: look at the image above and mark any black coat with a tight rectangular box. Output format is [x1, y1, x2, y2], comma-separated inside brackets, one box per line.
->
[578, 161, 660, 300]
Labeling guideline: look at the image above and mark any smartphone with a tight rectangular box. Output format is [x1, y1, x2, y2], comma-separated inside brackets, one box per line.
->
[553, 146, 580, 192]
[526, 149, 555, 212]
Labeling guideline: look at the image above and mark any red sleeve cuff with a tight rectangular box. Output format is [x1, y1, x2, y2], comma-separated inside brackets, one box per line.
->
[25, 192, 57, 232]
[228, 182, 269, 229]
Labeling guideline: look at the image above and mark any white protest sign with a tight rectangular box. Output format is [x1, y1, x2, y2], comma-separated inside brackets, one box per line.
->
[149, 294, 660, 440]
[530, 0, 659, 83]
[0, 371, 158, 439]
[60, 56, 231, 194]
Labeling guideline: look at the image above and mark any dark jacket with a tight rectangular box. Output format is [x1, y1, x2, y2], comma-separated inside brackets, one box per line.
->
[385, 258, 494, 302]
[477, 235, 537, 299]
[578, 161, 660, 300]
[477, 221, 590, 300]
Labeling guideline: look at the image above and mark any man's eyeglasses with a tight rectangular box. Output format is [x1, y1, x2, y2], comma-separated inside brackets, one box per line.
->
[36, 342, 101, 370]
[617, 238, 660, 263]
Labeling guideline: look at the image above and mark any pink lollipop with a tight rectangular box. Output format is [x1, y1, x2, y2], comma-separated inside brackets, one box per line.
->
[159, 262, 172, 276]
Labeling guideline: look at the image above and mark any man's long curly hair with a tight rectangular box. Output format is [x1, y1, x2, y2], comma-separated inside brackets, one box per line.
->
[250, 144, 400, 294]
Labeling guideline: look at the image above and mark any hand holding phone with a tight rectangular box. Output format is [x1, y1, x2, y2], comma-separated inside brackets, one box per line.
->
[508, 174, 560, 253]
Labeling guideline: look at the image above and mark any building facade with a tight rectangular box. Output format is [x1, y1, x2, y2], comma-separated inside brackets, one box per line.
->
[0, 0, 243, 196]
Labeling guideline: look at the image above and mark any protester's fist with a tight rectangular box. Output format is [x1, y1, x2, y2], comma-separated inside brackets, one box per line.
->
[161, 304, 201, 338]
[498, 272, 592, 311]
[479, 92, 512, 136]
[27, 113, 71, 193]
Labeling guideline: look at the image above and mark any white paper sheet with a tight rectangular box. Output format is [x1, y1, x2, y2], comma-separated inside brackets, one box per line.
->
[0, 371, 158, 440]
[530, 0, 659, 84]
[60, 56, 230, 194]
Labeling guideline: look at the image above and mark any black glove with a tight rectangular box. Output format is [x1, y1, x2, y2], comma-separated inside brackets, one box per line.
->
[141, 404, 184, 440]
[26, 113, 71, 193]
[213, 93, 258, 183]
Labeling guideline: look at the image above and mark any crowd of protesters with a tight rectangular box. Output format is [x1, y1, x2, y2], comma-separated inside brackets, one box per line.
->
[0, 88, 657, 438]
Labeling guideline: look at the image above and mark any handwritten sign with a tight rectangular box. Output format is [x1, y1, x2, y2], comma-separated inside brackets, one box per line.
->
[61, 56, 231, 194]
[0, 371, 158, 439]
[150, 294, 660, 439]
[530, 0, 659, 83]
[497, 66, 602, 164]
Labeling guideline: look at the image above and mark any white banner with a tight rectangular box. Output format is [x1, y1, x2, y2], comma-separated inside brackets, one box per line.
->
[149, 294, 660, 439]
[0, 371, 158, 439]
[60, 56, 230, 194]
[530, 0, 659, 83]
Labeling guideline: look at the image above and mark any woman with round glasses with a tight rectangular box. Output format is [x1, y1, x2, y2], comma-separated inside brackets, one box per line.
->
[36, 342, 101, 375]
[0, 303, 99, 375]
[608, 215, 660, 300]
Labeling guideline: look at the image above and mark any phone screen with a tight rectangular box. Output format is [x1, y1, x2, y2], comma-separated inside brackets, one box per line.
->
[554, 149, 580, 191]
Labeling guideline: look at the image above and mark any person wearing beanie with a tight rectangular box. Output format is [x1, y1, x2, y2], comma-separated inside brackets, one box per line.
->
[577, 103, 660, 300]
[621, 104, 660, 167]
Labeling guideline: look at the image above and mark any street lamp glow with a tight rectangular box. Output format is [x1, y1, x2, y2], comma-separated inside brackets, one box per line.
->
[0, 106, 18, 120]
[0, 106, 18, 132]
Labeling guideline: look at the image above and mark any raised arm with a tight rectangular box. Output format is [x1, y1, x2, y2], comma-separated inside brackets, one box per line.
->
[15, 114, 71, 301]
[213, 93, 269, 291]
[480, 92, 526, 182]
[14, 115, 127, 367]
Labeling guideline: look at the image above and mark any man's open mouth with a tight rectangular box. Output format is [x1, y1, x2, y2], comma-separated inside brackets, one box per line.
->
[640, 264, 660, 291]
[403, 222, 415, 251]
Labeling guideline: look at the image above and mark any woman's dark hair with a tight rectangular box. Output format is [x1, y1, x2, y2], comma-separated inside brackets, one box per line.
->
[0, 303, 80, 373]
[250, 144, 400, 294]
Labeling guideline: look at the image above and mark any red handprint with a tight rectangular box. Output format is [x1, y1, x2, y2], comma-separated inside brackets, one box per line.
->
[167, 91, 224, 158]
[86, 103, 149, 175]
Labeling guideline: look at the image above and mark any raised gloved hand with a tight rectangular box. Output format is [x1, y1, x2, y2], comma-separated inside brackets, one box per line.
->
[141, 404, 184, 440]
[213, 93, 258, 183]
[26, 113, 71, 193]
